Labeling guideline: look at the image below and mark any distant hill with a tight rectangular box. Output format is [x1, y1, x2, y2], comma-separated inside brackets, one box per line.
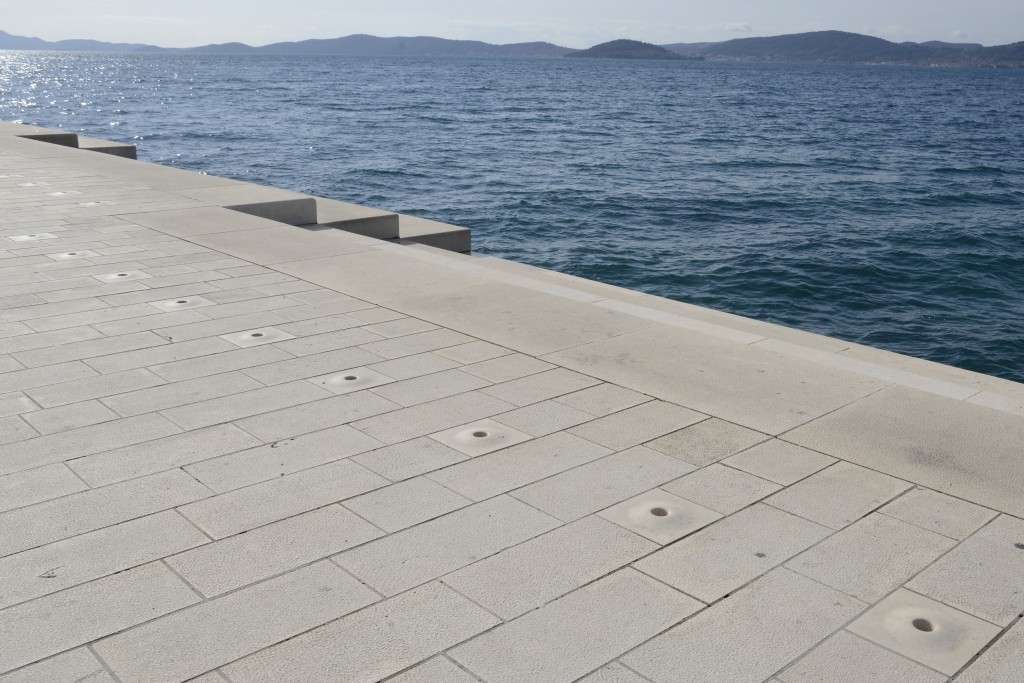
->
[565, 39, 695, 61]
[663, 31, 1024, 67]
[1, 28, 1021, 66]
[0, 30, 570, 58]
[0, 29, 156, 52]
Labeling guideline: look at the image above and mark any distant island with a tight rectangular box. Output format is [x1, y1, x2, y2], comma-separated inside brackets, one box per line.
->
[565, 39, 699, 61]
[665, 30, 1024, 67]
[1, 28, 1022, 67]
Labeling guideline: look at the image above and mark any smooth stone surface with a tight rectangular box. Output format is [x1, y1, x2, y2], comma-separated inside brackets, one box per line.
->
[545, 324, 886, 434]
[428, 418, 533, 457]
[907, 514, 1024, 626]
[765, 462, 910, 530]
[848, 589, 1001, 676]
[218, 326, 296, 347]
[634, 503, 831, 603]
[785, 513, 956, 602]
[450, 569, 702, 683]
[623, 569, 866, 683]
[879, 487, 997, 541]
[958, 618, 1024, 683]
[598, 489, 722, 545]
[391, 282, 654, 356]
[187, 224, 375, 265]
[783, 385, 1024, 517]
[722, 439, 836, 485]
[777, 630, 946, 683]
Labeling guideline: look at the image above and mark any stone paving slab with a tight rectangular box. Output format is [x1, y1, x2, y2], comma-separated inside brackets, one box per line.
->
[1, 132, 1022, 682]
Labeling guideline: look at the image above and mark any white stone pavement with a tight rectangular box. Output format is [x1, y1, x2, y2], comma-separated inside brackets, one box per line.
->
[0, 125, 1021, 682]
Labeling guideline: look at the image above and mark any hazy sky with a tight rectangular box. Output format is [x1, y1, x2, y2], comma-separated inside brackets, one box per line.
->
[2, 0, 1022, 48]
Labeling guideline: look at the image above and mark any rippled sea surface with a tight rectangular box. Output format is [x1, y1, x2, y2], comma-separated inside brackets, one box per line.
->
[2, 52, 1023, 381]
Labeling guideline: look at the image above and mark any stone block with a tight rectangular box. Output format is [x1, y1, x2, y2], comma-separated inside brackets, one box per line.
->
[343, 477, 472, 532]
[221, 582, 497, 683]
[429, 431, 609, 500]
[879, 486, 997, 541]
[168, 506, 383, 597]
[848, 589, 1001, 675]
[553, 382, 651, 417]
[450, 569, 701, 683]
[352, 436, 469, 482]
[0, 468, 209, 556]
[316, 198, 399, 240]
[622, 569, 866, 682]
[907, 514, 1024, 626]
[634, 504, 831, 603]
[0, 563, 198, 673]
[178, 458, 387, 539]
[184, 424, 382, 493]
[398, 214, 471, 253]
[723, 438, 835, 485]
[511, 446, 695, 522]
[765, 462, 910, 530]
[777, 630, 945, 683]
[785, 513, 955, 602]
[598, 489, 722, 545]
[663, 463, 781, 514]
[444, 516, 657, 619]
[93, 561, 377, 683]
[0, 510, 207, 609]
[335, 496, 559, 596]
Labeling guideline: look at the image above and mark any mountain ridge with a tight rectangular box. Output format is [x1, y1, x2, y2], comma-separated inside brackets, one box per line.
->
[1, 28, 1022, 66]
[663, 30, 1024, 67]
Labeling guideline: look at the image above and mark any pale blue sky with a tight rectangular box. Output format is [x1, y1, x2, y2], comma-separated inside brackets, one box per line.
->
[2, 0, 1022, 48]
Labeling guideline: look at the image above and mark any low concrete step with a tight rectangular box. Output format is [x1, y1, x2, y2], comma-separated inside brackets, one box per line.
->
[178, 183, 318, 226]
[315, 198, 399, 239]
[399, 215, 471, 253]
[0, 122, 79, 147]
[77, 136, 137, 160]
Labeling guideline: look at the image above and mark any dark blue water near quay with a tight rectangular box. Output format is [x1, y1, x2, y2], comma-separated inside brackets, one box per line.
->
[3, 52, 1023, 382]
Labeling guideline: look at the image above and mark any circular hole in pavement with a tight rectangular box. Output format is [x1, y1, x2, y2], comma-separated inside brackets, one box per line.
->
[116, 273, 128, 277]
[251, 333, 264, 338]
[912, 618, 935, 633]
[68, 252, 78, 255]
[343, 375, 358, 381]
[175, 300, 188, 304]
[1015, 542, 1024, 550]
[755, 552, 767, 558]
[27, 234, 37, 237]
[472, 431, 489, 438]
[650, 507, 669, 517]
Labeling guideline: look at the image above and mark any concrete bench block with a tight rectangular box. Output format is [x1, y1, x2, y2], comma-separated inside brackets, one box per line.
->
[77, 136, 138, 160]
[315, 198, 399, 239]
[179, 184, 318, 226]
[399, 215, 471, 253]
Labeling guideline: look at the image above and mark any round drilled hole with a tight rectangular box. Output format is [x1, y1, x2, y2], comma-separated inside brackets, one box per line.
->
[755, 552, 767, 558]
[116, 273, 128, 277]
[1015, 542, 1024, 550]
[68, 252, 78, 256]
[343, 375, 358, 381]
[27, 234, 37, 237]
[650, 507, 669, 517]
[912, 618, 935, 633]
[250, 333, 264, 338]
[175, 300, 188, 304]
[472, 431, 489, 438]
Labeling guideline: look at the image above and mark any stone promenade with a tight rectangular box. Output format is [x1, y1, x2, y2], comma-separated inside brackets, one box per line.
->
[0, 126, 1021, 682]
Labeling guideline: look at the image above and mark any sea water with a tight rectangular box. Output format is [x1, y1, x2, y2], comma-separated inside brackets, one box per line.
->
[2, 52, 1022, 382]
